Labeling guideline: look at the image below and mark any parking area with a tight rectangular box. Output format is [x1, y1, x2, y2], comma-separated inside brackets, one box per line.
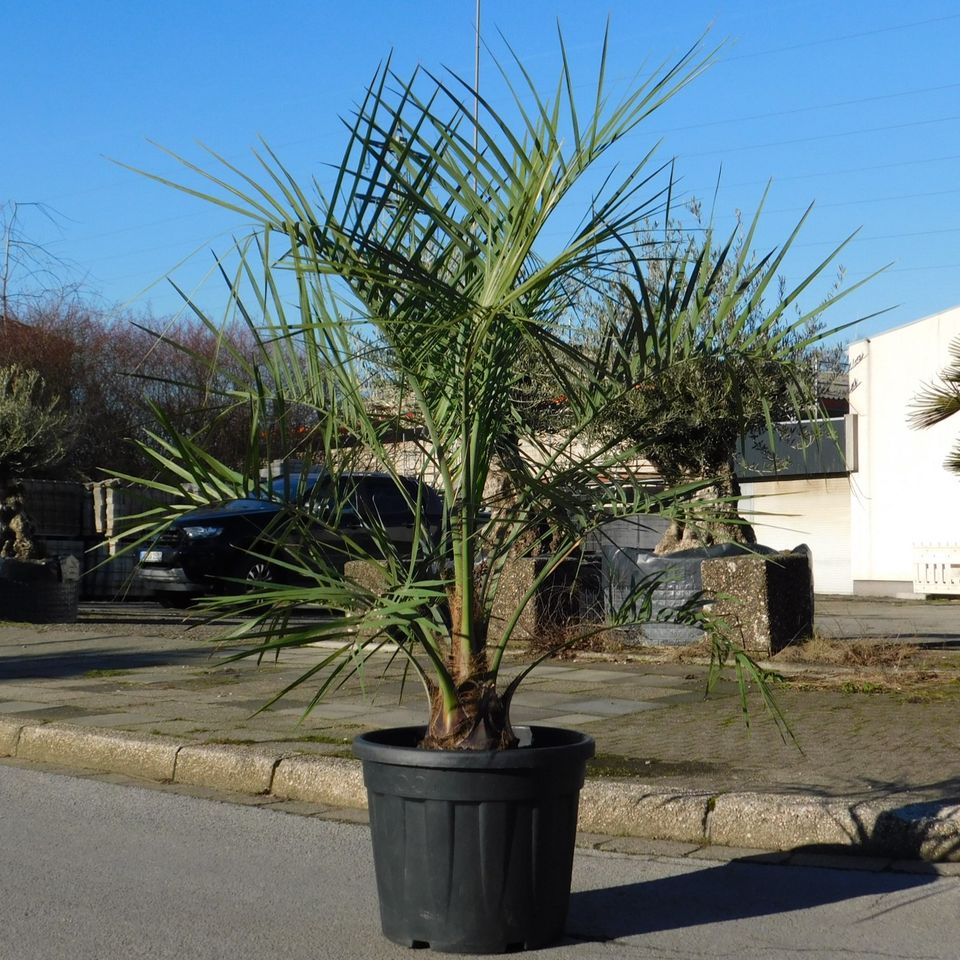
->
[68, 593, 960, 646]
[815, 594, 960, 645]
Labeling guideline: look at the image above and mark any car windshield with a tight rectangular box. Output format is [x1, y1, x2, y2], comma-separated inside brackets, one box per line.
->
[268, 474, 327, 501]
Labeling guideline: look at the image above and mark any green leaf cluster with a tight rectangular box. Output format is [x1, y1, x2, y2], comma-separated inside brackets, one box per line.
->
[0, 364, 68, 487]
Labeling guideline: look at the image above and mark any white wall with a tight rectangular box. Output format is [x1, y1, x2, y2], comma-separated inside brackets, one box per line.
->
[740, 477, 852, 594]
[848, 306, 960, 592]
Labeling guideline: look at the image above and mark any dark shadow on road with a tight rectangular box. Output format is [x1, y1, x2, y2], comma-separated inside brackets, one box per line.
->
[76, 613, 211, 627]
[567, 857, 938, 940]
[0, 646, 219, 680]
[76, 602, 335, 626]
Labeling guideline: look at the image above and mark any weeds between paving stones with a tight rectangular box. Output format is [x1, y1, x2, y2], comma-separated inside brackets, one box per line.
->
[768, 634, 960, 699]
[529, 627, 960, 707]
[775, 635, 921, 669]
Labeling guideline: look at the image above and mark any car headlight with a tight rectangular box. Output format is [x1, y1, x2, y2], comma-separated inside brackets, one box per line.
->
[181, 525, 223, 540]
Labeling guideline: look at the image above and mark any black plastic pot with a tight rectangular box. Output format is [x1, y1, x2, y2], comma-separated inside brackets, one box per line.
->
[353, 725, 595, 954]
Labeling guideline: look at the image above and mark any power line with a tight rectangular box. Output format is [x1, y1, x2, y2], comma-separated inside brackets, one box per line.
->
[704, 186, 960, 218]
[847, 262, 960, 276]
[794, 226, 960, 249]
[720, 12, 960, 62]
[682, 114, 960, 159]
[721, 153, 960, 189]
[651, 82, 960, 137]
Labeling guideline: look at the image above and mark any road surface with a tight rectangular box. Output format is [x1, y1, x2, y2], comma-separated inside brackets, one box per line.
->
[1, 763, 957, 959]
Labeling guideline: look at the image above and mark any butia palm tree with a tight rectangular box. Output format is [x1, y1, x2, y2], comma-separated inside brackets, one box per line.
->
[119, 30, 863, 750]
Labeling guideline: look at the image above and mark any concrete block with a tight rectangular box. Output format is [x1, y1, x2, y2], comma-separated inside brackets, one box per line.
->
[272, 755, 367, 808]
[174, 744, 281, 794]
[873, 801, 960, 862]
[707, 793, 883, 851]
[16, 725, 180, 781]
[344, 559, 389, 596]
[578, 780, 710, 842]
[491, 555, 602, 642]
[702, 551, 813, 654]
[0, 718, 23, 756]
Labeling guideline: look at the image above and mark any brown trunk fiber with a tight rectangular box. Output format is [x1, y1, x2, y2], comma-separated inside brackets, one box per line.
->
[420, 677, 518, 751]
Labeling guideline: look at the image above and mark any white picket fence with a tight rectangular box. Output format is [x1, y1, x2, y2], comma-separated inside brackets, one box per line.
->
[913, 546, 960, 595]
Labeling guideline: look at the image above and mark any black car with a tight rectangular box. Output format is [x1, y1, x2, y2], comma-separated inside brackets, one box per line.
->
[137, 472, 444, 607]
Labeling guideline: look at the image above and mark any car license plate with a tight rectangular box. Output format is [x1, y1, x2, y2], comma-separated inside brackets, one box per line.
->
[140, 550, 163, 563]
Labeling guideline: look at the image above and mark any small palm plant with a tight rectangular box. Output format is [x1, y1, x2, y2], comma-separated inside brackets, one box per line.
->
[910, 335, 960, 473]
[121, 32, 860, 750]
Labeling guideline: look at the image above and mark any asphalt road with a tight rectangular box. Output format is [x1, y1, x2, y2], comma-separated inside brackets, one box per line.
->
[1, 765, 957, 959]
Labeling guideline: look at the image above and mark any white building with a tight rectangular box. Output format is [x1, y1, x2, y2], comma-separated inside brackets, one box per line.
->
[740, 305, 960, 596]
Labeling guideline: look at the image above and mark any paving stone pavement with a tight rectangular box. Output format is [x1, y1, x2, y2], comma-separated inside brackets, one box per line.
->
[2, 597, 960, 861]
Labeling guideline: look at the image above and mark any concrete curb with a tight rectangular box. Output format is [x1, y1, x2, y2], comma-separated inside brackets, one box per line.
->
[3, 716, 959, 862]
[272, 755, 367, 808]
[175, 744, 282, 795]
[578, 780, 712, 842]
[15, 723, 180, 783]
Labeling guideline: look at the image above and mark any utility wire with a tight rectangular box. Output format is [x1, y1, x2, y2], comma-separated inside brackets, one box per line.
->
[651, 82, 960, 136]
[682, 114, 960, 159]
[719, 12, 960, 62]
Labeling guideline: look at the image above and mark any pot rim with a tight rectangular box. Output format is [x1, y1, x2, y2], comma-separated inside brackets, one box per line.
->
[353, 724, 595, 770]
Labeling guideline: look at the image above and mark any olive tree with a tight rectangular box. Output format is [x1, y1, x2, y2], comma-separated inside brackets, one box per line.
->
[591, 198, 873, 553]
[0, 364, 68, 558]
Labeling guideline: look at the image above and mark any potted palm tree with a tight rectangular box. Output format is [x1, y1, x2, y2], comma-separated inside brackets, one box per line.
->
[118, 30, 865, 954]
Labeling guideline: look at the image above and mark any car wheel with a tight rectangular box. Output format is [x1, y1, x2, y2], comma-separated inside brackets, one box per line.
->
[240, 558, 274, 587]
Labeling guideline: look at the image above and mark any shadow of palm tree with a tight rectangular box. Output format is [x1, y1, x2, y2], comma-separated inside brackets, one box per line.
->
[755, 778, 960, 863]
[567, 857, 938, 940]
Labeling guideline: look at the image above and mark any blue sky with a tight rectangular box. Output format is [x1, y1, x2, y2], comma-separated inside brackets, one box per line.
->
[6, 1, 960, 343]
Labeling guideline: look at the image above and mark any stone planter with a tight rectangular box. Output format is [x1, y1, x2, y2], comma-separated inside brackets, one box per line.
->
[603, 543, 807, 647]
[0, 556, 80, 623]
[489, 554, 602, 643]
[701, 548, 814, 655]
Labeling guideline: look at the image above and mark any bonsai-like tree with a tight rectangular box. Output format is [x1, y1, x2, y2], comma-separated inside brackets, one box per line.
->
[120, 33, 862, 750]
[591, 201, 868, 554]
[0, 364, 68, 559]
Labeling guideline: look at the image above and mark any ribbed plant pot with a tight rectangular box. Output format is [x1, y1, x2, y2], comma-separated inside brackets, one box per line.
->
[353, 725, 595, 954]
